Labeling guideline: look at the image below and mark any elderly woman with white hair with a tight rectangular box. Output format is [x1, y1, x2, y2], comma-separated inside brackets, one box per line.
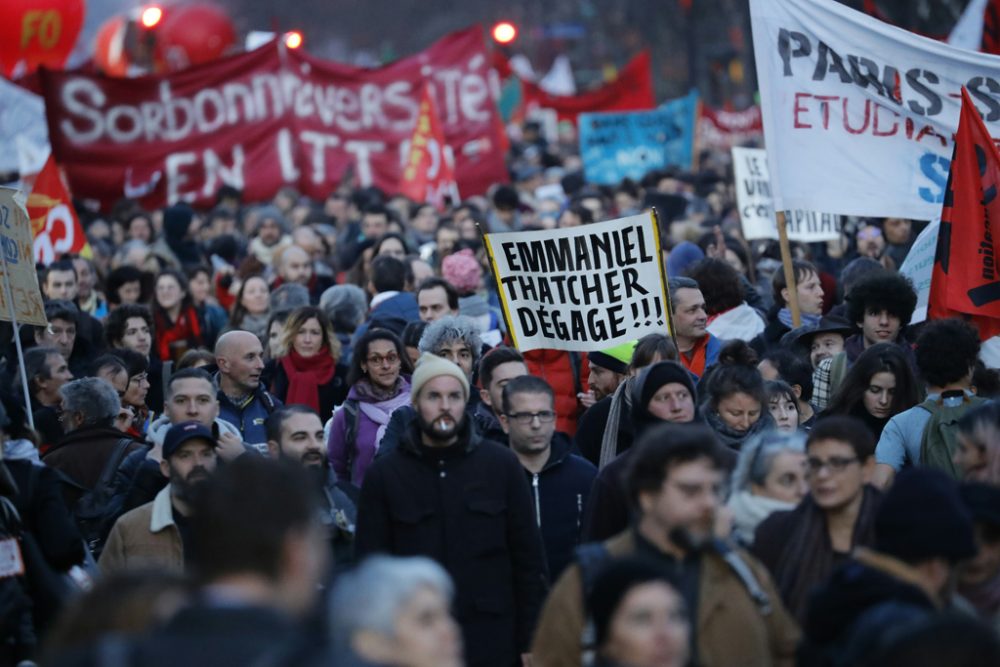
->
[330, 555, 463, 667]
[726, 430, 809, 545]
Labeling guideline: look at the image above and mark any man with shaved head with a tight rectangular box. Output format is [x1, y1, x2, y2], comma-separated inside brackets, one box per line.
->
[274, 244, 333, 304]
[215, 330, 281, 450]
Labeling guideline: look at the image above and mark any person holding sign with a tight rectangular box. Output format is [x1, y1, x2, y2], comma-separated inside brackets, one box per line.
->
[668, 278, 722, 379]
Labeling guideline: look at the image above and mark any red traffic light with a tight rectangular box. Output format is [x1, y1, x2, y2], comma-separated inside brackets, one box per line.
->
[284, 30, 304, 49]
[492, 21, 517, 44]
[140, 5, 163, 28]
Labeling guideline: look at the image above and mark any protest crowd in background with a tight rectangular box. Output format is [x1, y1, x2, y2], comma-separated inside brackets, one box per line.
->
[3, 1, 1000, 666]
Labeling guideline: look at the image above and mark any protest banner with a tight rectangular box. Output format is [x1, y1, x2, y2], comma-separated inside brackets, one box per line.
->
[399, 85, 459, 211]
[731, 147, 842, 242]
[697, 103, 763, 150]
[39, 27, 507, 211]
[578, 91, 697, 185]
[750, 0, 1000, 220]
[0, 189, 47, 328]
[517, 51, 655, 124]
[928, 88, 1000, 340]
[485, 213, 669, 352]
[898, 218, 939, 324]
[28, 155, 91, 265]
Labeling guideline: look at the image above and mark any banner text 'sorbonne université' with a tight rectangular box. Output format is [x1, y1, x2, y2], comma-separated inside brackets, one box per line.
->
[485, 213, 669, 352]
[39, 27, 507, 211]
[750, 0, 1000, 220]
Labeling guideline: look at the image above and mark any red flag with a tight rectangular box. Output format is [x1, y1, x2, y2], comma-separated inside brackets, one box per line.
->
[984, 0, 1000, 54]
[27, 155, 92, 266]
[399, 85, 459, 211]
[519, 50, 655, 124]
[928, 88, 1000, 339]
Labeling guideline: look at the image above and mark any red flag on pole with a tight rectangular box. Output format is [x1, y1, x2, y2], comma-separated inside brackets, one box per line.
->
[928, 87, 1000, 339]
[399, 84, 459, 211]
[27, 155, 92, 266]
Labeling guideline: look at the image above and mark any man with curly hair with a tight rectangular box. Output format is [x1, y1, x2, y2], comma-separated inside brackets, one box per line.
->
[872, 318, 983, 489]
[811, 272, 917, 410]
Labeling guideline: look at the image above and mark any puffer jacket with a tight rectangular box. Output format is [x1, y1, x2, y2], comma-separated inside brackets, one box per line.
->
[522, 349, 589, 437]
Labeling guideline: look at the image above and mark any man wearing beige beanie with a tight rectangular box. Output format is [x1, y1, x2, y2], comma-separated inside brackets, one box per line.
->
[356, 352, 548, 667]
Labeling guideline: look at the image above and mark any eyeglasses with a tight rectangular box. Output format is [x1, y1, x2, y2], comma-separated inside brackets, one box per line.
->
[506, 411, 556, 425]
[366, 353, 400, 367]
[806, 456, 860, 475]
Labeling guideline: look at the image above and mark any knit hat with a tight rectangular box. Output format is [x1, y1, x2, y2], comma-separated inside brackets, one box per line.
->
[666, 241, 704, 278]
[589, 340, 637, 375]
[162, 421, 216, 460]
[587, 557, 682, 647]
[634, 361, 697, 410]
[441, 249, 482, 295]
[410, 352, 469, 400]
[875, 468, 976, 563]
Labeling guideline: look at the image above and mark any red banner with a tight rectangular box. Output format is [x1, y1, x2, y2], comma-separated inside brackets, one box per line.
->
[519, 51, 655, 124]
[928, 88, 1000, 340]
[39, 27, 507, 211]
[400, 85, 458, 210]
[696, 104, 763, 151]
[28, 154, 92, 265]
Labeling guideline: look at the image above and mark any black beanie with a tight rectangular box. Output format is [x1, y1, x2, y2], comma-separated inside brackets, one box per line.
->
[634, 361, 697, 410]
[589, 350, 628, 375]
[875, 468, 976, 563]
[587, 557, 684, 647]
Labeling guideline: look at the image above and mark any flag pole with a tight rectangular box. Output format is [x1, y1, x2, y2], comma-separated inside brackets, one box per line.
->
[776, 210, 801, 327]
[1, 253, 35, 430]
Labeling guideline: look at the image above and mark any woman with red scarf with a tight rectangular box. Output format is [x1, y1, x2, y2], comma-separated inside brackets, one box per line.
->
[152, 269, 204, 364]
[270, 306, 348, 419]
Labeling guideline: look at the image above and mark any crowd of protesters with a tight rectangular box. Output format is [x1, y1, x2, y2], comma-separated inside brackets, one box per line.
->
[0, 117, 999, 667]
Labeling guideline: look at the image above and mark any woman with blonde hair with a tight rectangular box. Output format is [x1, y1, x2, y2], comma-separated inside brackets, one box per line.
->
[270, 305, 348, 418]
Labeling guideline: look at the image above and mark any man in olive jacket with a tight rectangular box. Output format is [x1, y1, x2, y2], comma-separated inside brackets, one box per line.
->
[356, 353, 548, 667]
[531, 423, 800, 667]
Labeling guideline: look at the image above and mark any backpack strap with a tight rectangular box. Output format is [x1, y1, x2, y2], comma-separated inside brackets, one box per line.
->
[711, 539, 773, 615]
[97, 438, 134, 492]
[342, 400, 360, 483]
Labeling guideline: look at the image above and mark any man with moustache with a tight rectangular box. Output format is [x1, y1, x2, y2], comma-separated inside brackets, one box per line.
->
[532, 423, 799, 667]
[267, 405, 357, 566]
[100, 421, 218, 573]
[356, 353, 548, 667]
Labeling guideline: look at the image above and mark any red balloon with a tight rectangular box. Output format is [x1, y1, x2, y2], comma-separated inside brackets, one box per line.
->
[0, 0, 85, 77]
[93, 15, 128, 77]
[154, 4, 236, 71]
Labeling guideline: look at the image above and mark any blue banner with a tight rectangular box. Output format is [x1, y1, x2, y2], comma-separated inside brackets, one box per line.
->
[578, 90, 698, 185]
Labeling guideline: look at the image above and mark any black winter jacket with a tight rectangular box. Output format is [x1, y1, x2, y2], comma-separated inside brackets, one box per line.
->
[521, 438, 596, 581]
[356, 419, 548, 667]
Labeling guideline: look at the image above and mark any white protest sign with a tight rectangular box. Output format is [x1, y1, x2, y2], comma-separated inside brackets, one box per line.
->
[732, 147, 842, 241]
[750, 0, 1000, 219]
[898, 218, 940, 324]
[485, 213, 669, 352]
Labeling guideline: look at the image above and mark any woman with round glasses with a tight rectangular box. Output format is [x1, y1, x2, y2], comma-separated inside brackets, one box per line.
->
[328, 329, 414, 485]
[751, 416, 881, 623]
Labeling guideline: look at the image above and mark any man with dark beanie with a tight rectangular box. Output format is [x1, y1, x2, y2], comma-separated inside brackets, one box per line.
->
[799, 467, 977, 665]
[583, 361, 700, 542]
